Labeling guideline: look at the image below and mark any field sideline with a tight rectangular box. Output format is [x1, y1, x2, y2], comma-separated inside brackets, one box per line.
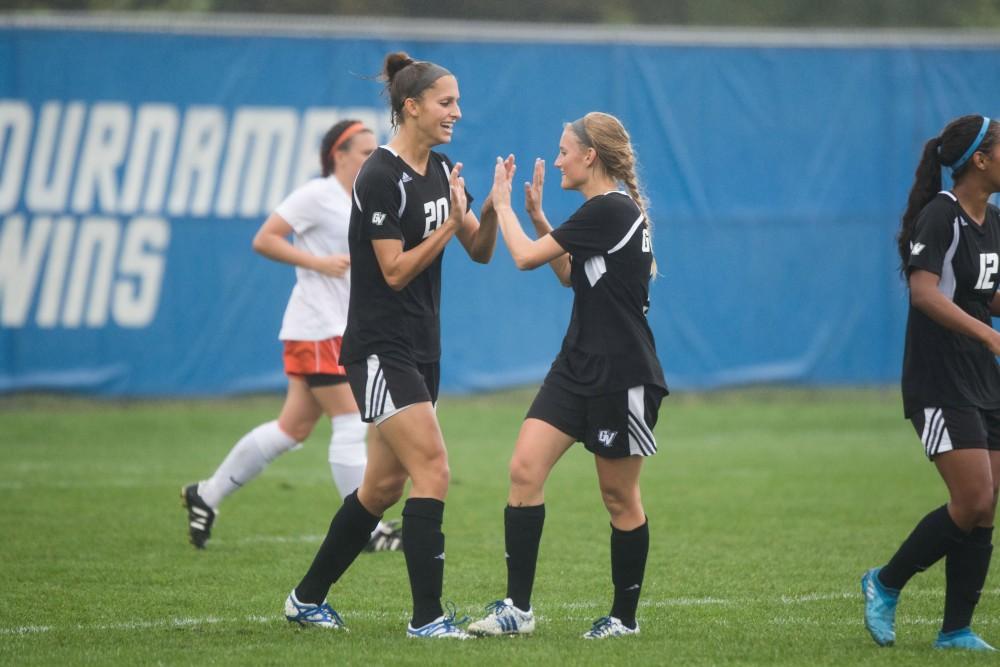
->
[2, 388, 997, 665]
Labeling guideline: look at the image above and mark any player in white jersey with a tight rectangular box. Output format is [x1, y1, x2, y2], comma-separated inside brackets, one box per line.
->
[182, 120, 400, 553]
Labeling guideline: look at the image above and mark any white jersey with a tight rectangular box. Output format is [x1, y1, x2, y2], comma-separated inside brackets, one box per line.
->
[274, 176, 351, 341]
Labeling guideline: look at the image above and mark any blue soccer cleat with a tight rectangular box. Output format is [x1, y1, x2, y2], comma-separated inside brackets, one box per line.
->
[861, 567, 899, 646]
[407, 603, 470, 639]
[934, 627, 996, 651]
[467, 598, 536, 636]
[284, 591, 346, 630]
[582, 616, 639, 639]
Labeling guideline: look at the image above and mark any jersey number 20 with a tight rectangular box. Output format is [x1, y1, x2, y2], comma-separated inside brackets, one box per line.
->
[976, 252, 1000, 290]
[423, 198, 449, 238]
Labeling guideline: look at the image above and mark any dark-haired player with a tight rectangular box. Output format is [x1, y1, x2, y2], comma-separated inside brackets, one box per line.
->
[863, 115, 1000, 652]
[282, 52, 504, 639]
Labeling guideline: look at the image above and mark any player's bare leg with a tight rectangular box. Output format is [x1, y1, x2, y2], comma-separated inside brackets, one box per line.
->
[583, 455, 646, 638]
[470, 419, 574, 636]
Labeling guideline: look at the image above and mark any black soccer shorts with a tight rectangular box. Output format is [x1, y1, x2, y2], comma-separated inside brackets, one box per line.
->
[909, 406, 1000, 459]
[345, 354, 439, 425]
[526, 381, 665, 458]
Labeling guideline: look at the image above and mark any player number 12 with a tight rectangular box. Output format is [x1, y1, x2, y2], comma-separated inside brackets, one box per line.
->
[975, 252, 999, 290]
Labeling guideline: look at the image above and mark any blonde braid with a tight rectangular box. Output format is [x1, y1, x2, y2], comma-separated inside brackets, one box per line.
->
[581, 112, 658, 278]
[620, 168, 657, 278]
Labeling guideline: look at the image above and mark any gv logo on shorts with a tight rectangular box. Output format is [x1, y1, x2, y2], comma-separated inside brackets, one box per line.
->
[371, 212, 386, 225]
[597, 429, 618, 447]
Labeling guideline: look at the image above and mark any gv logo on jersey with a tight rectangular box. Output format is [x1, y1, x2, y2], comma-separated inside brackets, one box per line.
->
[910, 241, 925, 256]
[371, 212, 386, 226]
[597, 429, 618, 447]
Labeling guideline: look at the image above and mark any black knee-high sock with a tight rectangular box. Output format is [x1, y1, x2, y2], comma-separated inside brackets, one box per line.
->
[878, 505, 966, 591]
[505, 504, 545, 610]
[402, 497, 445, 628]
[295, 490, 380, 604]
[943, 526, 994, 632]
[610, 520, 649, 630]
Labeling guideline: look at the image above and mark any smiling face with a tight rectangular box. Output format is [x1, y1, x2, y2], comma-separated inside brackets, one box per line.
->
[407, 75, 461, 145]
[554, 126, 593, 191]
[336, 130, 377, 184]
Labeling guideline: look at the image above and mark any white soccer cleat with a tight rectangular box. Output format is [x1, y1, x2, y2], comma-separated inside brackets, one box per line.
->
[406, 606, 470, 639]
[467, 598, 535, 636]
[582, 615, 639, 639]
[284, 591, 346, 630]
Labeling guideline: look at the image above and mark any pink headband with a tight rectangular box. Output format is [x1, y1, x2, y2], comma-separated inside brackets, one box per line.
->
[332, 122, 367, 153]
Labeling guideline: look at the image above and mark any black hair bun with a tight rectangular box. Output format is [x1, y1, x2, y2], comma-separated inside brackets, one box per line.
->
[383, 52, 415, 81]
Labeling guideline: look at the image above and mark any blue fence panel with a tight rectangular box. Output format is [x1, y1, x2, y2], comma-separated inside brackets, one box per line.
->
[2, 23, 999, 395]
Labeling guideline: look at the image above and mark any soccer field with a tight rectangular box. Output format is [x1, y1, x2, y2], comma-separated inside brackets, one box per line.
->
[1, 388, 995, 665]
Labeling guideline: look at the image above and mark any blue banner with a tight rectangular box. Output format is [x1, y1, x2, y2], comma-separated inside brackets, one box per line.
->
[2, 21, 1000, 395]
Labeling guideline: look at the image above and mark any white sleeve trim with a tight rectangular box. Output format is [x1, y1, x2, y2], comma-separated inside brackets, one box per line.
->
[584, 254, 607, 286]
[397, 178, 407, 218]
[936, 217, 961, 300]
[607, 214, 645, 254]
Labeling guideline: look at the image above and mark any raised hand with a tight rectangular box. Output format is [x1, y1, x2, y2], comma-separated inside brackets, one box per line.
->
[447, 162, 467, 224]
[501, 153, 515, 181]
[482, 154, 516, 215]
[492, 154, 516, 209]
[524, 157, 545, 221]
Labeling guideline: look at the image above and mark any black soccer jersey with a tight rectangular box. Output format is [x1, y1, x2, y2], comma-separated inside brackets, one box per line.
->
[545, 191, 667, 396]
[341, 146, 472, 365]
[902, 191, 1000, 416]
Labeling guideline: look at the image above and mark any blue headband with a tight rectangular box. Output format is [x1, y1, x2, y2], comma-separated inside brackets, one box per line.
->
[950, 116, 991, 173]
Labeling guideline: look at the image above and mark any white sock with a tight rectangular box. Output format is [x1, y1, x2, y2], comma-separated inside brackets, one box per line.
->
[199, 421, 297, 509]
[328, 413, 367, 499]
[327, 413, 387, 537]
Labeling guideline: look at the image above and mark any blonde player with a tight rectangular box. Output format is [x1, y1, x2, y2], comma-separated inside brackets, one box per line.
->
[469, 113, 667, 639]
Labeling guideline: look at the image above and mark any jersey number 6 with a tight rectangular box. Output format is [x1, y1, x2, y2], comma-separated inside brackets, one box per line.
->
[423, 197, 449, 238]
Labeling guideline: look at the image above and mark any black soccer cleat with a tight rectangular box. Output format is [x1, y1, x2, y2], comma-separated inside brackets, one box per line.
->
[181, 483, 216, 549]
[364, 519, 402, 552]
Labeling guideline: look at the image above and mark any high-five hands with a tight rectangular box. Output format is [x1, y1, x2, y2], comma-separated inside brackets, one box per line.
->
[447, 162, 467, 224]
[484, 154, 516, 214]
[492, 154, 517, 209]
[524, 158, 545, 221]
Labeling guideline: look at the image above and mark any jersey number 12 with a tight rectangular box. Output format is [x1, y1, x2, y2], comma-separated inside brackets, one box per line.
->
[975, 252, 999, 290]
[423, 198, 449, 238]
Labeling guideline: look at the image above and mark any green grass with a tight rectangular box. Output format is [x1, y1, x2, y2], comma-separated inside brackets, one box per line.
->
[1, 388, 997, 665]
